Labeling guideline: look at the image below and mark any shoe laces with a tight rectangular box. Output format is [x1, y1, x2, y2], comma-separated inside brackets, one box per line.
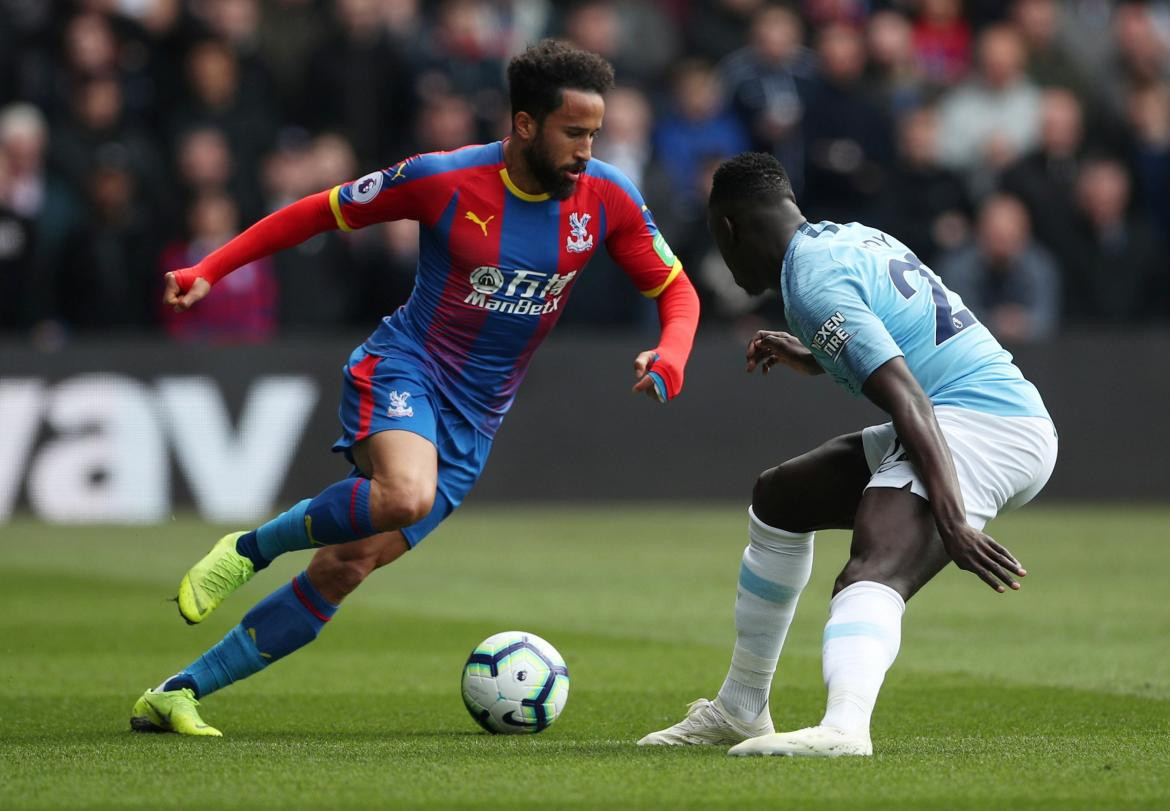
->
[175, 688, 200, 707]
[677, 699, 723, 730]
[202, 554, 251, 596]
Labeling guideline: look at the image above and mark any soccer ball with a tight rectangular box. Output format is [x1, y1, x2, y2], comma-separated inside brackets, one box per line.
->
[461, 631, 569, 734]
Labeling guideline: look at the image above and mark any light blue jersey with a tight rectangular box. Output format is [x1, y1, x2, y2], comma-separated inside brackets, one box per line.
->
[781, 221, 1049, 419]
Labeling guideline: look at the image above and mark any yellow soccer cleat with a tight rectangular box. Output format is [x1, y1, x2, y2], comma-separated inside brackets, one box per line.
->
[176, 531, 254, 624]
[130, 688, 222, 737]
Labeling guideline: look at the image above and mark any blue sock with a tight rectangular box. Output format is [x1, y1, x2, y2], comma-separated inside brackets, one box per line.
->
[164, 572, 338, 698]
[234, 478, 378, 568]
[303, 478, 376, 545]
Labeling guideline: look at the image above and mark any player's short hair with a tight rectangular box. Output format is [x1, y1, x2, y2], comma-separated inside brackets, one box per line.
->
[710, 152, 795, 210]
[508, 39, 615, 123]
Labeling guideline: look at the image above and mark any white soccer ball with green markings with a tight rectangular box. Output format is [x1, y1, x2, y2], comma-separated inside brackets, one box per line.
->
[461, 631, 569, 734]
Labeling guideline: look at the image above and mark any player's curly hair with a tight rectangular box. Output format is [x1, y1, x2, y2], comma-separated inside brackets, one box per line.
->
[710, 152, 796, 209]
[508, 39, 615, 123]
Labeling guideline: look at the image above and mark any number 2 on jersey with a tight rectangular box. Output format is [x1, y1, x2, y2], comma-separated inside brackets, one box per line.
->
[887, 253, 976, 344]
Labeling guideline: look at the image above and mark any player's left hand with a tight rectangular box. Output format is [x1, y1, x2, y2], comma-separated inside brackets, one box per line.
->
[632, 350, 666, 403]
[940, 523, 1027, 593]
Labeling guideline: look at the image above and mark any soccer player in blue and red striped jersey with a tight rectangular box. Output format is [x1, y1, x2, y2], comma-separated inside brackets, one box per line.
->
[131, 40, 700, 736]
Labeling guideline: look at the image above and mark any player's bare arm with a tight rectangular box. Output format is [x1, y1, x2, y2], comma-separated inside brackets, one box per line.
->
[861, 357, 1027, 593]
[744, 330, 824, 376]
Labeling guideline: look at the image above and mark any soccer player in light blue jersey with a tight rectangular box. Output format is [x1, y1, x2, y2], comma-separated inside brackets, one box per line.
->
[640, 152, 1058, 757]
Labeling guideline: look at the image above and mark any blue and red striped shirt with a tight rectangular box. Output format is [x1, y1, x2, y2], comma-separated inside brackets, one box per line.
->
[327, 140, 685, 435]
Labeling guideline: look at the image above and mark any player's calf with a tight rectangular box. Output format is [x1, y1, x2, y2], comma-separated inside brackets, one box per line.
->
[306, 531, 410, 603]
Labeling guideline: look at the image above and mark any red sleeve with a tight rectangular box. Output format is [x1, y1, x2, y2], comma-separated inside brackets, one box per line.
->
[327, 155, 456, 231]
[648, 270, 699, 400]
[174, 153, 458, 292]
[173, 190, 336, 290]
[602, 181, 699, 400]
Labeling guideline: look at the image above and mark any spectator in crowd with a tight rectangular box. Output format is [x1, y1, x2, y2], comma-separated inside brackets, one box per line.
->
[50, 75, 171, 224]
[302, 0, 418, 166]
[866, 9, 929, 118]
[719, 4, 812, 196]
[169, 38, 276, 205]
[160, 190, 277, 343]
[192, 0, 281, 121]
[0, 149, 36, 330]
[593, 86, 656, 191]
[174, 124, 262, 226]
[1125, 80, 1170, 237]
[416, 0, 508, 138]
[1099, 1, 1170, 119]
[938, 193, 1061, 343]
[999, 87, 1088, 267]
[1011, 0, 1097, 109]
[913, 0, 972, 86]
[413, 91, 478, 154]
[875, 105, 972, 266]
[653, 58, 750, 212]
[799, 21, 894, 221]
[1064, 156, 1168, 323]
[0, 103, 82, 327]
[58, 153, 163, 329]
[562, 1, 678, 86]
[254, 0, 329, 114]
[683, 0, 765, 64]
[937, 23, 1042, 195]
[59, 11, 121, 85]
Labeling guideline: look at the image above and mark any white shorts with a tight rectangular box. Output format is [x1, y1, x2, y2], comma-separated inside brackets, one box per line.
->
[861, 406, 1058, 531]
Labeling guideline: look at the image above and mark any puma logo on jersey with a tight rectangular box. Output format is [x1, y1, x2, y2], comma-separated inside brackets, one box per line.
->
[391, 162, 407, 181]
[465, 210, 495, 236]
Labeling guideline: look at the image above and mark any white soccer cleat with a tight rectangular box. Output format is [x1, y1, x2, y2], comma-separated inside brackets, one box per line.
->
[637, 698, 774, 746]
[727, 724, 873, 757]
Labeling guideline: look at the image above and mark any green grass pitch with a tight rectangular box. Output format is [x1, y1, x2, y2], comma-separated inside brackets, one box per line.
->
[1, 505, 1168, 809]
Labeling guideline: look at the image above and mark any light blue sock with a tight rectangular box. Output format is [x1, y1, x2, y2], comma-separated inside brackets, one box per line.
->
[164, 572, 339, 698]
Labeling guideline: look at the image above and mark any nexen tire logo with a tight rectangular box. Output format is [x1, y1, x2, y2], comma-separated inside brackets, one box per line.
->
[463, 267, 576, 316]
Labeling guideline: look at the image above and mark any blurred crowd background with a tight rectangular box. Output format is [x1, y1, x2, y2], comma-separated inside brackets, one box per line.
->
[1, 0, 1168, 347]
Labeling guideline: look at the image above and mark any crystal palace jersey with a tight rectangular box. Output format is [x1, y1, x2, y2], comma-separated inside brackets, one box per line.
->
[781, 221, 1049, 419]
[327, 141, 683, 435]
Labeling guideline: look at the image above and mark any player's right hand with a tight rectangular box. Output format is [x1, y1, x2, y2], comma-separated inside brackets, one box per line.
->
[746, 330, 821, 376]
[163, 270, 211, 313]
[940, 522, 1027, 593]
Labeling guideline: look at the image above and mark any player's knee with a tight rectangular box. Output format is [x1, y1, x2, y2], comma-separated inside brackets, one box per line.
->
[751, 466, 804, 532]
[833, 560, 913, 602]
[368, 478, 435, 531]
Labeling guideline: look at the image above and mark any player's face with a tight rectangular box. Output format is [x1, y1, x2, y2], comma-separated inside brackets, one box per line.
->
[708, 206, 767, 295]
[528, 89, 604, 200]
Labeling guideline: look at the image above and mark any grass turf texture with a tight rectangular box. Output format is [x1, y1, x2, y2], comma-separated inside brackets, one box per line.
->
[1, 505, 1167, 810]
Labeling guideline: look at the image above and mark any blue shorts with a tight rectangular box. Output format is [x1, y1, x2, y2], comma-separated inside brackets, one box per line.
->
[331, 346, 493, 547]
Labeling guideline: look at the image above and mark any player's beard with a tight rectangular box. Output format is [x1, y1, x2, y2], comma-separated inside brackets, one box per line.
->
[525, 127, 583, 201]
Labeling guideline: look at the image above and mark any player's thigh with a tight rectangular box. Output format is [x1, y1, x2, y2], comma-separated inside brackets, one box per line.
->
[752, 431, 873, 532]
[353, 429, 438, 486]
[837, 484, 950, 602]
[307, 530, 411, 603]
[353, 429, 440, 520]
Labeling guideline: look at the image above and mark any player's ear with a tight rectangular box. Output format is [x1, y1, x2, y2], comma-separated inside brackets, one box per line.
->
[721, 215, 736, 243]
[514, 111, 537, 141]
